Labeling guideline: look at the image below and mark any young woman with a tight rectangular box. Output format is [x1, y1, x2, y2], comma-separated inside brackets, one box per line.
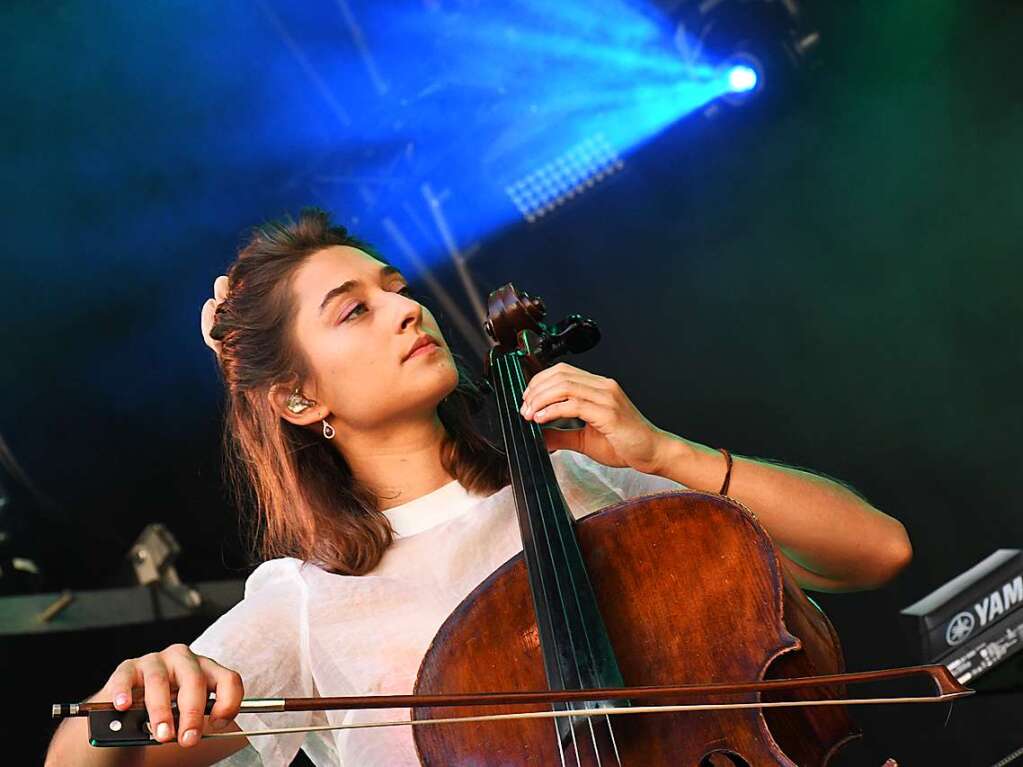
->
[46, 208, 912, 766]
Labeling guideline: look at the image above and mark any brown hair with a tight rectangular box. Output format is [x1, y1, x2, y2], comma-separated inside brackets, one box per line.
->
[211, 208, 508, 575]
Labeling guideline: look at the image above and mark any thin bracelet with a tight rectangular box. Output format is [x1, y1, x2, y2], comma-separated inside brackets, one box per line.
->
[716, 448, 733, 495]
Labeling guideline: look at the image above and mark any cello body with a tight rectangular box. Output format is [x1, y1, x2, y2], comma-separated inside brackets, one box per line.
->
[413, 491, 860, 766]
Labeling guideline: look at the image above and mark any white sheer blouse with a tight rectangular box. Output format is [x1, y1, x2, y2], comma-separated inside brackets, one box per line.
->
[189, 450, 685, 766]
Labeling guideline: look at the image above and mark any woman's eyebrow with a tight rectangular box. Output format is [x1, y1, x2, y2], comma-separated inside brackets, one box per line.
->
[318, 265, 405, 315]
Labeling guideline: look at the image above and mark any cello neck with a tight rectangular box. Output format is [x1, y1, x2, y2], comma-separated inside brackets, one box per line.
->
[488, 347, 625, 694]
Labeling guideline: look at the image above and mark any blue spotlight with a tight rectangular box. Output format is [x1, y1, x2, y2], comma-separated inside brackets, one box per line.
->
[727, 64, 758, 93]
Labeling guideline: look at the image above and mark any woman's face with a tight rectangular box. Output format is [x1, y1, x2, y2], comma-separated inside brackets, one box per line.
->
[288, 245, 458, 431]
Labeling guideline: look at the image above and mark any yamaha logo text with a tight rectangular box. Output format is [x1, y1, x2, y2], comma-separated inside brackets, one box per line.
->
[945, 575, 1023, 646]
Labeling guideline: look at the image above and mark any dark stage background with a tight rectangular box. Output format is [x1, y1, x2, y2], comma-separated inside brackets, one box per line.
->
[3, 1, 1021, 764]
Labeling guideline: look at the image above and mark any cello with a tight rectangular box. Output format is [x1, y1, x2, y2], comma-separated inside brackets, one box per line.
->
[57, 283, 971, 764]
[413, 283, 922, 765]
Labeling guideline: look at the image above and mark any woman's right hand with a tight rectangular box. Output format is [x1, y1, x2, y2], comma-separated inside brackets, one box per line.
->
[104, 643, 244, 748]
[200, 275, 229, 358]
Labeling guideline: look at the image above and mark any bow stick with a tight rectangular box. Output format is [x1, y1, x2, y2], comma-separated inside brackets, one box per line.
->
[55, 664, 972, 746]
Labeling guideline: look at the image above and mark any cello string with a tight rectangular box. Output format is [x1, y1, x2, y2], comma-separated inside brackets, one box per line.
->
[494, 354, 576, 767]
[509, 356, 620, 766]
[492, 355, 571, 767]
[503, 353, 592, 766]
[607, 715, 623, 766]
[500, 354, 588, 767]
[511, 356, 624, 767]
[505, 354, 609, 767]
[509, 359, 621, 767]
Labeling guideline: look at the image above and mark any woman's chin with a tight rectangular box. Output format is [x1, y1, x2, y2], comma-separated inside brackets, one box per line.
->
[410, 377, 459, 411]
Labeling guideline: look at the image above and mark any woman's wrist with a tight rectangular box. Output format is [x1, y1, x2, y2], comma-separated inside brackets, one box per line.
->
[649, 432, 692, 478]
[650, 433, 731, 493]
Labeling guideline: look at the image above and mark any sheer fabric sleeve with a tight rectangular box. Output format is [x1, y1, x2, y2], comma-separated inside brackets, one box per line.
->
[189, 558, 320, 766]
[553, 449, 687, 521]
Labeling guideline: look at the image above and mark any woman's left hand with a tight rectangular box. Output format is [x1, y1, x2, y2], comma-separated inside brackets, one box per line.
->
[520, 362, 670, 474]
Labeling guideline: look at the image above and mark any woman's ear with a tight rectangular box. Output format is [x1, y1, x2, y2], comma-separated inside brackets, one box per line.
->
[268, 382, 325, 427]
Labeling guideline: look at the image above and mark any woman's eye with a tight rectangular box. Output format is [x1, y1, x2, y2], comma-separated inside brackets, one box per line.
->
[340, 303, 367, 323]
[338, 286, 413, 324]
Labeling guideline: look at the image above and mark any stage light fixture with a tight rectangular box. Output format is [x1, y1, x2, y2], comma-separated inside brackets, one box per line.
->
[718, 51, 765, 106]
[727, 64, 757, 93]
[505, 134, 625, 224]
[667, 0, 820, 113]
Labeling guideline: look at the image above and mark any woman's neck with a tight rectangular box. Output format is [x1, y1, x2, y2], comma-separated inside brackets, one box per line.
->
[335, 413, 454, 510]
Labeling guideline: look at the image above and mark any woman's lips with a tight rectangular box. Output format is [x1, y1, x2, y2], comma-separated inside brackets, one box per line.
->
[404, 341, 439, 361]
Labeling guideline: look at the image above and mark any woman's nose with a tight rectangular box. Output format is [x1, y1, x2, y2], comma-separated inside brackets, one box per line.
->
[397, 294, 422, 330]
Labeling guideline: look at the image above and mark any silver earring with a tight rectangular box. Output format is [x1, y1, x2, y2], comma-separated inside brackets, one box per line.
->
[286, 387, 315, 414]
[322, 419, 336, 440]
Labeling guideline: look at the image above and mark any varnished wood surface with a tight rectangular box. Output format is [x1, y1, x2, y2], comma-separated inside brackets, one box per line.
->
[413, 491, 859, 766]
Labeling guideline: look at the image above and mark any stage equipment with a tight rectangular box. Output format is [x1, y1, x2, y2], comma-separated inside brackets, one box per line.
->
[0, 529, 43, 595]
[902, 549, 1023, 685]
[0, 432, 48, 595]
[0, 580, 243, 637]
[505, 133, 624, 225]
[422, 181, 489, 326]
[726, 61, 759, 94]
[667, 0, 821, 115]
[128, 523, 202, 614]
